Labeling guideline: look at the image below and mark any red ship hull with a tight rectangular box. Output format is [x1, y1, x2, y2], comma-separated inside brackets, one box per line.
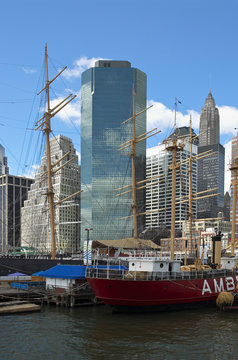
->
[87, 275, 238, 310]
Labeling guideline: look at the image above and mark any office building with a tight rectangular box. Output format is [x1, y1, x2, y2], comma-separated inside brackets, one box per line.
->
[146, 127, 198, 231]
[223, 191, 230, 221]
[0, 144, 9, 175]
[81, 60, 146, 243]
[197, 92, 225, 219]
[21, 135, 81, 254]
[0, 175, 33, 253]
[199, 91, 220, 146]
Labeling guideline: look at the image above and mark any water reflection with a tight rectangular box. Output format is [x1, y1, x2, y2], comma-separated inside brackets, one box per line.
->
[0, 306, 238, 360]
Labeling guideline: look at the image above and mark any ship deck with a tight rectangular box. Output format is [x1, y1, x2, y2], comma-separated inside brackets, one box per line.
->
[87, 267, 238, 281]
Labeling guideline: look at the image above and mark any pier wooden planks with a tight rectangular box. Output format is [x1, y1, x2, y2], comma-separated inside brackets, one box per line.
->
[0, 303, 41, 315]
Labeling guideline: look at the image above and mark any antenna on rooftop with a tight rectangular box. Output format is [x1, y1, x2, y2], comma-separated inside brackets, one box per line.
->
[209, 73, 212, 93]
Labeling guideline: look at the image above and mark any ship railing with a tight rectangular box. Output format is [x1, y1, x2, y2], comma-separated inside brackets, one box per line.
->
[86, 267, 238, 281]
[147, 269, 238, 281]
[152, 269, 236, 281]
[127, 250, 170, 258]
[86, 268, 126, 280]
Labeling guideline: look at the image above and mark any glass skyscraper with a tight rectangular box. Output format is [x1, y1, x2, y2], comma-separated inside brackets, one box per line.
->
[0, 175, 33, 253]
[81, 60, 146, 243]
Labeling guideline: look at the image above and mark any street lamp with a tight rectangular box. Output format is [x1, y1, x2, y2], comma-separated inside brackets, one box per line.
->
[85, 228, 93, 266]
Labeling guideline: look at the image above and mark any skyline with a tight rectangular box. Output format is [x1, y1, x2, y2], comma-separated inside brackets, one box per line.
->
[0, 0, 237, 193]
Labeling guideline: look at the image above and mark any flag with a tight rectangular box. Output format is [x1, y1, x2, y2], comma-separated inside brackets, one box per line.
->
[83, 240, 92, 265]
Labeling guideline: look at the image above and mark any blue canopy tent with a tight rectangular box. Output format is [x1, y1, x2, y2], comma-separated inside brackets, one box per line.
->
[33, 264, 127, 279]
[8, 272, 27, 276]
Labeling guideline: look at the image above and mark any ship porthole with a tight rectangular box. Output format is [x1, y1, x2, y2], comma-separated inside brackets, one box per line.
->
[132, 263, 135, 266]
[160, 263, 164, 268]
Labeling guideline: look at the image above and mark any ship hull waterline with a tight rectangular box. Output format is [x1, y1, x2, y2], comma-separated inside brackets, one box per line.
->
[87, 275, 238, 311]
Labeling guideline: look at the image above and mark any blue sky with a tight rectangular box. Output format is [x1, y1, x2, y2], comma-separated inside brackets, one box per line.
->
[0, 0, 237, 191]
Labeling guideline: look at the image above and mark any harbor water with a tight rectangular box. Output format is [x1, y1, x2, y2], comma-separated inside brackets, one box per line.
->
[0, 305, 238, 360]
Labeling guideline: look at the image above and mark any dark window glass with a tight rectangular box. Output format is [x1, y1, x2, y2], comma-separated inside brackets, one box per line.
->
[81, 67, 146, 242]
[8, 185, 14, 246]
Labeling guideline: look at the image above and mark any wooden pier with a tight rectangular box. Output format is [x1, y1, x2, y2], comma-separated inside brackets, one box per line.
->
[0, 301, 41, 315]
[43, 282, 101, 307]
[0, 281, 100, 308]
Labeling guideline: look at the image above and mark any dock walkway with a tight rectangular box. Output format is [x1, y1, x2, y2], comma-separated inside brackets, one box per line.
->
[0, 302, 41, 315]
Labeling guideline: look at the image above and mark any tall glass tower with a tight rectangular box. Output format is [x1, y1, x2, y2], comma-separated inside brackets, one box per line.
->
[81, 60, 146, 243]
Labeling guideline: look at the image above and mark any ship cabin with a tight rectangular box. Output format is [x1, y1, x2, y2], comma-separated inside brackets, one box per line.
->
[220, 257, 237, 270]
[128, 257, 181, 273]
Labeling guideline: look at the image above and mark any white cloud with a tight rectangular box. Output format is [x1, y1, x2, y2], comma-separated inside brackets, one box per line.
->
[218, 105, 238, 135]
[63, 56, 103, 79]
[147, 99, 238, 139]
[22, 164, 39, 179]
[147, 99, 200, 133]
[147, 99, 237, 195]
[22, 67, 37, 74]
[76, 151, 81, 164]
[50, 96, 81, 125]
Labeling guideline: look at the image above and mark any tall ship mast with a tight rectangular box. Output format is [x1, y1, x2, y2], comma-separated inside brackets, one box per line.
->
[163, 104, 184, 260]
[181, 115, 221, 264]
[230, 155, 238, 258]
[163, 101, 218, 263]
[35, 44, 80, 259]
[117, 85, 159, 239]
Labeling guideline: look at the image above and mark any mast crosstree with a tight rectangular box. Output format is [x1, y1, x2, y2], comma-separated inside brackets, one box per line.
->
[117, 85, 159, 239]
[230, 157, 238, 257]
[163, 99, 221, 261]
[35, 44, 80, 259]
